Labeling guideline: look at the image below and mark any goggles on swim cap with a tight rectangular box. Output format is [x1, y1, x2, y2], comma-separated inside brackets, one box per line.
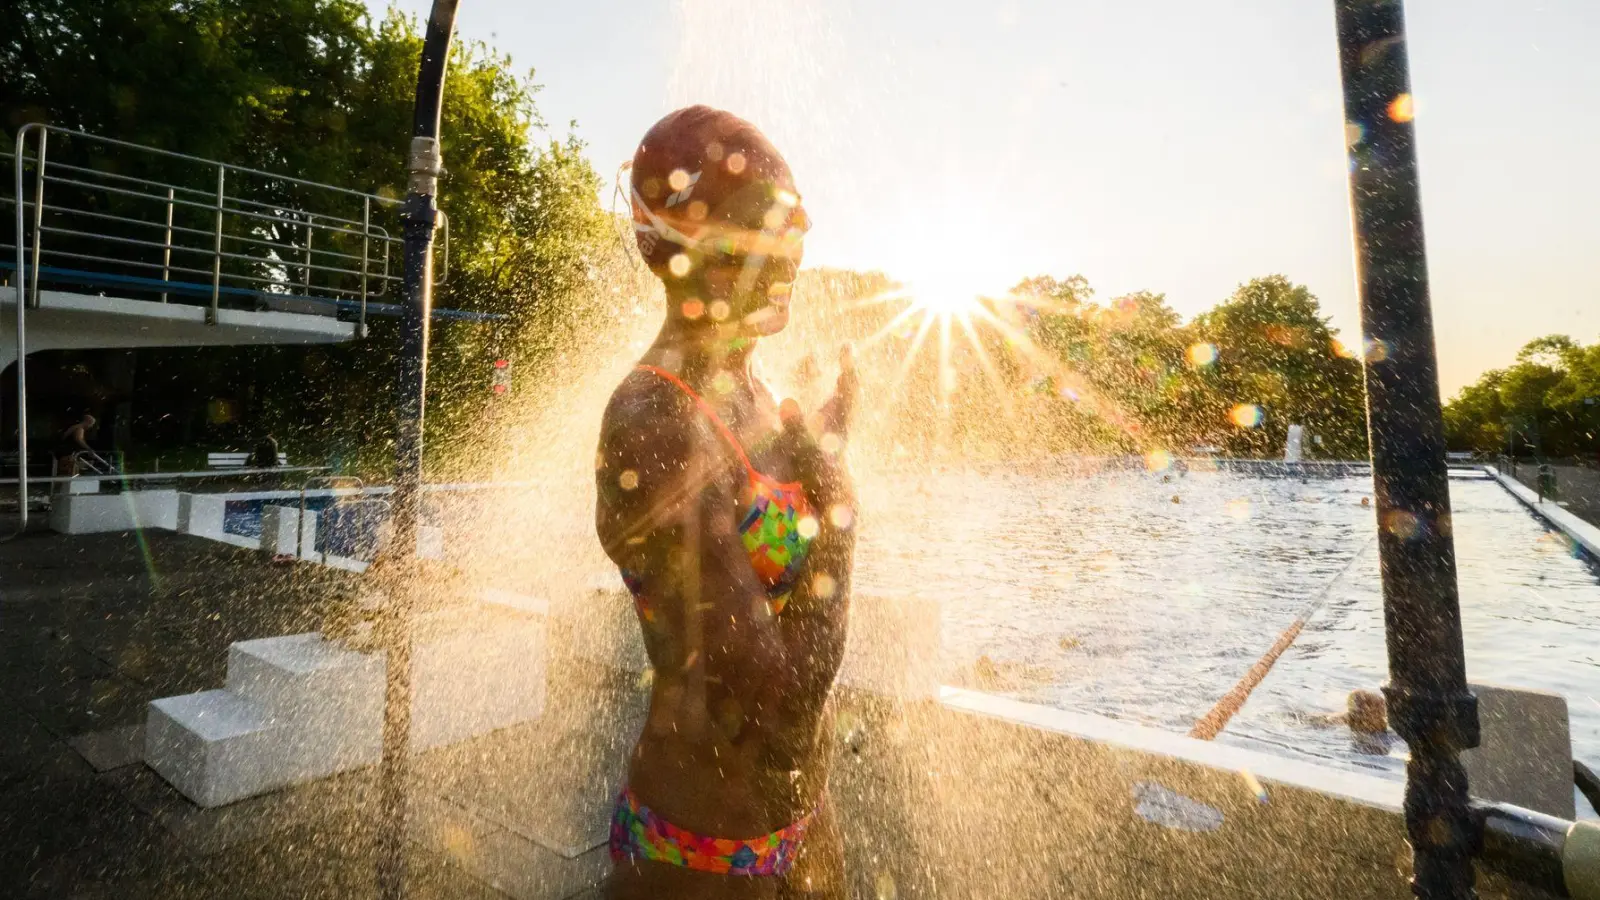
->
[628, 166, 809, 263]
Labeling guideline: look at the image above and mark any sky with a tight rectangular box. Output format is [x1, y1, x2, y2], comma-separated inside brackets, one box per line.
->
[366, 0, 1600, 395]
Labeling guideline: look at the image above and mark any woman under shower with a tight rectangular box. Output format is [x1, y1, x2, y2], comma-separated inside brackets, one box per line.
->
[594, 106, 858, 898]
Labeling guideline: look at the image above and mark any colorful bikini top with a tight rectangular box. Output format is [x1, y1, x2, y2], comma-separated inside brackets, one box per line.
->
[621, 365, 815, 618]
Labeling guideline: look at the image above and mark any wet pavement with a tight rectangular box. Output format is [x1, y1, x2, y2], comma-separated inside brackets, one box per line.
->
[0, 521, 513, 899]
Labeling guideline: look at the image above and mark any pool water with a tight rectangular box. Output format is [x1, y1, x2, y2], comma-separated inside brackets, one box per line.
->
[852, 467, 1600, 800]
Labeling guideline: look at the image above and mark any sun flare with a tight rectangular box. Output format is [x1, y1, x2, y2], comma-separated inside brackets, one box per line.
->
[908, 285, 986, 318]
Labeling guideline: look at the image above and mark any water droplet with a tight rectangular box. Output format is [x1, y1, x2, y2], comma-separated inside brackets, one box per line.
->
[619, 470, 639, 491]
[709, 300, 731, 321]
[726, 152, 747, 175]
[1229, 404, 1263, 428]
[667, 168, 691, 192]
[1384, 509, 1420, 541]
[797, 516, 820, 539]
[1186, 342, 1218, 367]
[668, 254, 692, 278]
[828, 503, 853, 529]
[1387, 93, 1414, 123]
[812, 573, 836, 598]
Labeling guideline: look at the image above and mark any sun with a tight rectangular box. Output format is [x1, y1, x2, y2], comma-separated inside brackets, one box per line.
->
[911, 287, 984, 317]
[902, 276, 993, 319]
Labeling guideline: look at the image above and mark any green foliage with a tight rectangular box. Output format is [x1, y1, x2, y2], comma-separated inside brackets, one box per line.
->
[5, 0, 617, 474]
[766, 272, 1370, 461]
[1444, 334, 1600, 457]
[1190, 276, 1367, 459]
[1005, 275, 1366, 458]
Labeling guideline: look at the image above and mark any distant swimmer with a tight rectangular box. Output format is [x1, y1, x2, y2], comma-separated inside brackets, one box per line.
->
[1360, 496, 1371, 507]
[1306, 688, 1393, 755]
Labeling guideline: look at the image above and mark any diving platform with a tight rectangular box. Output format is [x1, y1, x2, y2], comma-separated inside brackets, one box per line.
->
[3, 123, 493, 373]
[0, 286, 354, 371]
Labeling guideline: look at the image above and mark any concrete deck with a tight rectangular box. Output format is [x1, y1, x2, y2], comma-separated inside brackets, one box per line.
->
[0, 525, 511, 898]
[1491, 468, 1600, 561]
[0, 522, 1565, 899]
[1506, 462, 1600, 532]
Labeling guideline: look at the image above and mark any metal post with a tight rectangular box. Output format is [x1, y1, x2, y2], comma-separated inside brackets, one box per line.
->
[1333, 2, 1480, 898]
[360, 197, 370, 337]
[378, 1, 456, 896]
[161, 187, 174, 302]
[28, 129, 47, 308]
[303, 214, 315, 294]
[210, 165, 225, 325]
[11, 126, 36, 534]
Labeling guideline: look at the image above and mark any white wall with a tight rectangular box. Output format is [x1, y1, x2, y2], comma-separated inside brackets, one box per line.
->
[49, 489, 178, 534]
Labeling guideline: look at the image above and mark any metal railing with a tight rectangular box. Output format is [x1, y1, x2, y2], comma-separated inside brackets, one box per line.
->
[4, 124, 449, 333]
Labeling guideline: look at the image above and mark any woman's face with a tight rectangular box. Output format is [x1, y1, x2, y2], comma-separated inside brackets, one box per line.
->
[726, 242, 802, 337]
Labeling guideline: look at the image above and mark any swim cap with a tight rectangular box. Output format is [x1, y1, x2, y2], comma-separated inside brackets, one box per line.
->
[630, 106, 809, 277]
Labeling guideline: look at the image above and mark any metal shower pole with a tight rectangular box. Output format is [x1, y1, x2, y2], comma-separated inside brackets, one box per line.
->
[378, 0, 458, 896]
[1332, 1, 1479, 897]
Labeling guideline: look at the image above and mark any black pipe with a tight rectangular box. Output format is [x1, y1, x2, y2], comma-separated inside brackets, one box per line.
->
[1473, 801, 1569, 897]
[379, 1, 458, 897]
[1578, 760, 1600, 815]
[1332, 2, 1480, 898]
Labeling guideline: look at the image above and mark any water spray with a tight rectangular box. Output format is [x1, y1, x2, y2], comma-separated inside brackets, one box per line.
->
[378, 1, 458, 897]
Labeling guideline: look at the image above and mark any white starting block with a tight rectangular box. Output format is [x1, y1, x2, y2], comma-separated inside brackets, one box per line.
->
[144, 603, 545, 808]
[1461, 682, 1575, 819]
[50, 488, 180, 534]
[260, 504, 317, 558]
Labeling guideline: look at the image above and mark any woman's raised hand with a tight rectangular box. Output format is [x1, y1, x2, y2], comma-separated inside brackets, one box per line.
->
[815, 343, 857, 442]
[776, 344, 857, 512]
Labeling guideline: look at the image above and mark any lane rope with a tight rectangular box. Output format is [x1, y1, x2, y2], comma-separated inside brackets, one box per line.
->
[1188, 534, 1378, 741]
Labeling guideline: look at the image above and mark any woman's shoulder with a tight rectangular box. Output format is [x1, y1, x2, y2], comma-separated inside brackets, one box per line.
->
[602, 369, 688, 439]
[598, 368, 716, 482]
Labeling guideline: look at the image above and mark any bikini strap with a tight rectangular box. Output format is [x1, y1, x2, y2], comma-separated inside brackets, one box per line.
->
[636, 365, 758, 476]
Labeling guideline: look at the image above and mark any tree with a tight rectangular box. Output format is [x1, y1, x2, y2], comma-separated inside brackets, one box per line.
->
[1442, 371, 1507, 453]
[4, 0, 617, 475]
[1444, 334, 1600, 458]
[1191, 276, 1367, 459]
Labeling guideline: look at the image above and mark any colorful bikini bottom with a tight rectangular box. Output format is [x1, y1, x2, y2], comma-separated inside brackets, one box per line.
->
[608, 786, 817, 877]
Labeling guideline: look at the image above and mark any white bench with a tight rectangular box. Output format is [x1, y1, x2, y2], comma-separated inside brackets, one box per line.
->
[208, 452, 289, 469]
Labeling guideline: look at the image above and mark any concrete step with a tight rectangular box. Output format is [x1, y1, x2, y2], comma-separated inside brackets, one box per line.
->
[225, 632, 383, 766]
[147, 612, 548, 808]
[145, 689, 283, 808]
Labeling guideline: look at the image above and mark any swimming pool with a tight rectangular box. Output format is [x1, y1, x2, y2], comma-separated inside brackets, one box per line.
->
[851, 467, 1600, 802]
